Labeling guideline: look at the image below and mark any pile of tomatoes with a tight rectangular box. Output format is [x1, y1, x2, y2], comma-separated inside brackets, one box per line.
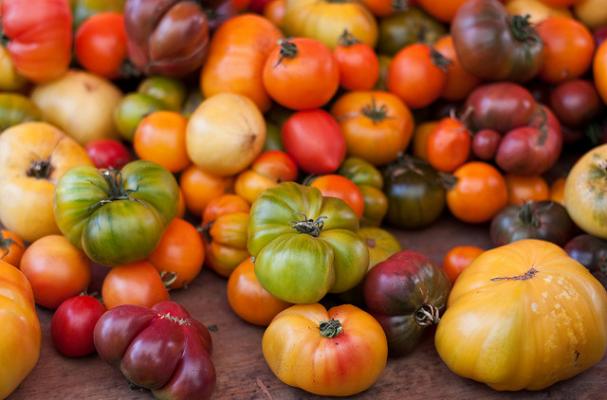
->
[1, 0, 607, 398]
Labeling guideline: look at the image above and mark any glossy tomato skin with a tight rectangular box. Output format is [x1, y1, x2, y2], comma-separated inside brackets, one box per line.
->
[334, 36, 379, 91]
[443, 245, 483, 283]
[378, 8, 446, 56]
[85, 139, 132, 169]
[94, 301, 215, 400]
[235, 150, 298, 203]
[51, 295, 106, 357]
[565, 234, 607, 275]
[72, 0, 126, 28]
[506, 175, 550, 205]
[417, 0, 467, 22]
[180, 165, 234, 216]
[138, 76, 186, 112]
[427, 117, 471, 173]
[451, 0, 543, 82]
[310, 175, 365, 219]
[282, 110, 346, 174]
[114, 93, 166, 141]
[472, 129, 501, 161]
[594, 42, 607, 106]
[0, 94, 42, 131]
[549, 80, 602, 128]
[338, 158, 387, 226]
[434, 35, 480, 101]
[102, 261, 169, 309]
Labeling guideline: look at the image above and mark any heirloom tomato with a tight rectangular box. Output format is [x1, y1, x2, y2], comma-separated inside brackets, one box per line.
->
[550, 177, 566, 205]
[506, 175, 550, 205]
[594, 41, 607, 105]
[248, 182, 368, 304]
[364, 251, 450, 356]
[114, 93, 166, 141]
[565, 234, 607, 275]
[447, 162, 508, 224]
[0, 230, 24, 267]
[0, 47, 26, 91]
[263, 304, 387, 396]
[264, 0, 286, 26]
[179, 165, 234, 216]
[472, 129, 501, 161]
[54, 160, 179, 266]
[331, 91, 414, 166]
[85, 139, 132, 170]
[443, 245, 483, 283]
[94, 301, 215, 400]
[436, 240, 607, 391]
[574, 0, 607, 30]
[362, 0, 406, 17]
[149, 218, 205, 289]
[72, 0, 125, 27]
[202, 15, 282, 112]
[434, 35, 480, 101]
[263, 38, 339, 110]
[427, 117, 471, 173]
[387, 44, 449, 109]
[412, 121, 439, 160]
[334, 31, 379, 91]
[549, 80, 602, 128]
[282, 110, 346, 174]
[0, 94, 41, 132]
[377, 8, 446, 56]
[102, 261, 169, 309]
[227, 258, 290, 326]
[310, 175, 365, 219]
[0, 260, 40, 399]
[281, 0, 378, 49]
[451, 0, 543, 82]
[0, 122, 92, 242]
[20, 235, 91, 309]
[417, 0, 467, 22]
[235, 150, 298, 204]
[359, 227, 401, 269]
[138, 76, 186, 112]
[1, 0, 72, 83]
[505, 0, 571, 24]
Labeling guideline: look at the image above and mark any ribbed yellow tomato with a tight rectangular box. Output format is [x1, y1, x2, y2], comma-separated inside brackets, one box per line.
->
[262, 304, 387, 396]
[435, 239, 607, 391]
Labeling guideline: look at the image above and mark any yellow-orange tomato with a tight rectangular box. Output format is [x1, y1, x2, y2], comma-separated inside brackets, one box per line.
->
[179, 165, 234, 216]
[0, 230, 25, 267]
[594, 41, 607, 104]
[134, 111, 190, 173]
[447, 162, 508, 224]
[434, 35, 480, 101]
[227, 258, 290, 326]
[149, 218, 205, 289]
[442, 245, 484, 283]
[311, 175, 365, 218]
[506, 0, 572, 24]
[102, 261, 169, 309]
[550, 177, 566, 205]
[412, 121, 439, 160]
[235, 150, 298, 203]
[331, 91, 414, 166]
[264, 0, 286, 27]
[203, 194, 250, 224]
[506, 175, 550, 205]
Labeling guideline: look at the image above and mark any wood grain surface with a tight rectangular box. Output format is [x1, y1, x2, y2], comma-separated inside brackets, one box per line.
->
[9, 216, 607, 400]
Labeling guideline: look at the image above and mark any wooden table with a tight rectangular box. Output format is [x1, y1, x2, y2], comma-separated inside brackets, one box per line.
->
[9, 217, 607, 399]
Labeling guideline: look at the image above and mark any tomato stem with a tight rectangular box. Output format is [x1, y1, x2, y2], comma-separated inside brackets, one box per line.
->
[509, 14, 540, 44]
[414, 304, 441, 326]
[392, 0, 408, 11]
[275, 38, 298, 67]
[518, 202, 540, 228]
[160, 271, 178, 289]
[319, 319, 343, 338]
[26, 159, 54, 180]
[361, 97, 389, 123]
[491, 267, 539, 281]
[338, 30, 359, 47]
[292, 215, 326, 237]
[429, 48, 451, 72]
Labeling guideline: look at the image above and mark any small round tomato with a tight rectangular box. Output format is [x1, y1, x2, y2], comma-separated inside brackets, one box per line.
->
[75, 12, 127, 79]
[264, 0, 285, 26]
[0, 230, 25, 266]
[549, 79, 602, 128]
[447, 162, 508, 224]
[51, 295, 106, 357]
[412, 121, 439, 160]
[138, 76, 187, 112]
[227, 258, 290, 326]
[505, 175, 550, 206]
[180, 165, 234, 216]
[310, 175, 365, 219]
[387, 44, 449, 109]
[434, 35, 480, 101]
[443, 245, 483, 283]
[537, 16, 595, 83]
[134, 111, 190, 173]
[149, 218, 205, 290]
[334, 31, 379, 91]
[203, 195, 250, 224]
[114, 93, 166, 141]
[102, 261, 169, 309]
[263, 38, 339, 110]
[85, 139, 132, 169]
[427, 117, 471, 172]
[595, 41, 607, 104]
[235, 150, 298, 203]
[282, 110, 346, 174]
[550, 177, 566, 206]
[471, 129, 501, 161]
[20, 235, 91, 309]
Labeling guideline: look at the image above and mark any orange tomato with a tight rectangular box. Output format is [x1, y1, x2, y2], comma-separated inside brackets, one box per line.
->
[134, 111, 190, 173]
[417, 0, 468, 22]
[447, 162, 508, 223]
[179, 165, 234, 216]
[0, 230, 25, 267]
[235, 150, 298, 203]
[434, 35, 480, 101]
[311, 175, 365, 218]
[263, 38, 339, 110]
[505, 174, 550, 205]
[227, 258, 291, 326]
[537, 16, 595, 83]
[19, 235, 91, 309]
[427, 117, 471, 172]
[443, 245, 484, 283]
[412, 121, 439, 160]
[176, 189, 186, 218]
[331, 91, 414, 166]
[264, 0, 286, 26]
[387, 44, 448, 109]
[102, 261, 169, 309]
[149, 218, 205, 289]
[550, 177, 566, 205]
[203, 195, 250, 224]
[334, 31, 379, 91]
[361, 0, 405, 17]
[594, 41, 607, 104]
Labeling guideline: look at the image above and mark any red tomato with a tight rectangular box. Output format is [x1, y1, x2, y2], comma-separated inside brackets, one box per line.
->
[310, 175, 365, 218]
[442, 246, 483, 283]
[334, 31, 379, 91]
[427, 117, 471, 172]
[102, 261, 169, 309]
[75, 13, 128, 79]
[282, 110, 346, 174]
[51, 295, 106, 357]
[85, 139, 132, 169]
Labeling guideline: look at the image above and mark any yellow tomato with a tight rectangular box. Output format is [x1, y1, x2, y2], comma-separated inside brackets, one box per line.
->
[574, 0, 607, 30]
[0, 46, 26, 91]
[506, 0, 572, 24]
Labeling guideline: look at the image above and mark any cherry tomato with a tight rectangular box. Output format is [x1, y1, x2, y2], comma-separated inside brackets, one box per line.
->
[310, 175, 365, 218]
[505, 175, 550, 205]
[334, 31, 380, 91]
[427, 117, 471, 172]
[85, 139, 132, 170]
[0, 229, 25, 267]
[472, 129, 501, 161]
[102, 261, 169, 309]
[179, 165, 234, 216]
[51, 295, 106, 357]
[443, 245, 483, 283]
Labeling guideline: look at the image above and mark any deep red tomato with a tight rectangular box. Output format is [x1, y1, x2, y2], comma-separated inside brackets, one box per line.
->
[282, 110, 346, 174]
[75, 12, 128, 79]
[334, 31, 379, 91]
[549, 80, 602, 128]
[51, 295, 106, 357]
[85, 139, 132, 169]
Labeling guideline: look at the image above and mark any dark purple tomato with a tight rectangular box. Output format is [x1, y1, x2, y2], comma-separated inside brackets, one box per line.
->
[565, 234, 607, 275]
[549, 80, 602, 128]
[472, 129, 500, 160]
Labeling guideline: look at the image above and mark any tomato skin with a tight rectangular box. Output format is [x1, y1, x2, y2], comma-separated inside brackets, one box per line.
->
[102, 261, 169, 309]
[417, 0, 468, 22]
[472, 129, 501, 161]
[75, 12, 127, 79]
[235, 150, 298, 203]
[334, 36, 379, 91]
[377, 8, 446, 56]
[20, 235, 92, 309]
[311, 175, 365, 219]
[51, 295, 106, 357]
[180, 165, 234, 216]
[549, 80, 602, 128]
[264, 0, 286, 26]
[427, 117, 471, 172]
[0, 230, 25, 267]
[506, 175, 550, 205]
[282, 110, 346, 174]
[443, 245, 483, 283]
[595, 41, 607, 105]
[412, 121, 439, 160]
[85, 139, 132, 170]
[434, 35, 480, 101]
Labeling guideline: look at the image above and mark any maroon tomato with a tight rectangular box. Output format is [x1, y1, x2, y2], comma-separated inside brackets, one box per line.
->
[472, 129, 501, 161]
[85, 139, 132, 169]
[549, 80, 602, 128]
[51, 295, 106, 357]
[282, 109, 346, 174]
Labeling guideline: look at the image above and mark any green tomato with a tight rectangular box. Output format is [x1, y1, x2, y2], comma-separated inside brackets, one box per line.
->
[338, 157, 383, 188]
[263, 122, 283, 151]
[54, 160, 179, 266]
[0, 94, 42, 132]
[378, 8, 446, 56]
[114, 93, 165, 141]
[72, 0, 125, 28]
[138, 76, 186, 112]
[248, 182, 369, 304]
